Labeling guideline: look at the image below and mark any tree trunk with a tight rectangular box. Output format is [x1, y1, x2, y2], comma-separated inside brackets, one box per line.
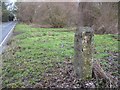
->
[74, 2, 94, 79]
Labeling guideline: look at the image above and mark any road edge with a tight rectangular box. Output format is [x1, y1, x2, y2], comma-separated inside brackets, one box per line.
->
[0, 22, 17, 54]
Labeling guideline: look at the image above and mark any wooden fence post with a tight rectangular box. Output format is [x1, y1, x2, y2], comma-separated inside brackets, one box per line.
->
[74, 27, 94, 79]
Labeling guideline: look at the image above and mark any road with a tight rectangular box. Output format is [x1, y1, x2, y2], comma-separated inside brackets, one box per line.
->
[0, 21, 17, 53]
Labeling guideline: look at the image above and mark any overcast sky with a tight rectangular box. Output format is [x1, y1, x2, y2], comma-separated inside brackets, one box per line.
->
[2, 0, 16, 3]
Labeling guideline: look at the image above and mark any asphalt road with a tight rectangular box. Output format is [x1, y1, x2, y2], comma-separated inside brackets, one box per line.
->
[0, 21, 16, 43]
[0, 21, 17, 53]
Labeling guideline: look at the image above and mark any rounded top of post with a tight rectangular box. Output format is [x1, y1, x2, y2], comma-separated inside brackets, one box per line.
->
[78, 27, 94, 33]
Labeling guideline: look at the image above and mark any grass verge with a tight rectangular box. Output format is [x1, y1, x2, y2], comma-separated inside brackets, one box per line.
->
[2, 24, 119, 88]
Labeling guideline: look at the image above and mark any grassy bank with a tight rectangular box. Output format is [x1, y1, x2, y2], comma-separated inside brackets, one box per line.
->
[2, 24, 119, 88]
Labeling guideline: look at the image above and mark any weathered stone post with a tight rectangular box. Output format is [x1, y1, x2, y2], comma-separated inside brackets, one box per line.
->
[74, 27, 94, 79]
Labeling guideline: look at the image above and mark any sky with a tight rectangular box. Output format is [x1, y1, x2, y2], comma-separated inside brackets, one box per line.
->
[2, 0, 16, 3]
[10, 0, 17, 2]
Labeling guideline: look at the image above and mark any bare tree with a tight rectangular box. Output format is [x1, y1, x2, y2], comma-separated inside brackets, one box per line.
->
[16, 2, 118, 33]
[17, 2, 38, 23]
[16, 2, 78, 27]
[93, 2, 118, 34]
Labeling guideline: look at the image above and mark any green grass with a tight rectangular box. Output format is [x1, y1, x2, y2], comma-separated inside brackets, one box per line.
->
[2, 24, 119, 88]
[94, 34, 119, 59]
